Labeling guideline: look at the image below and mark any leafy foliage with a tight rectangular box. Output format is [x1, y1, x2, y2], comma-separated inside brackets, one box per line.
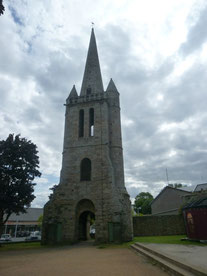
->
[38, 214, 43, 229]
[168, 183, 184, 189]
[0, 134, 41, 233]
[49, 184, 58, 199]
[134, 192, 154, 215]
[0, 0, 5, 16]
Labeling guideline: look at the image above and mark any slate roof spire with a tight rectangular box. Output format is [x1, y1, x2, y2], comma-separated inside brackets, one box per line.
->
[80, 28, 104, 96]
[66, 85, 78, 103]
[106, 78, 119, 94]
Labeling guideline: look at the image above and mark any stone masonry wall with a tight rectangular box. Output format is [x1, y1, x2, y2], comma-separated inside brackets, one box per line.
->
[42, 28, 133, 244]
[133, 215, 186, 236]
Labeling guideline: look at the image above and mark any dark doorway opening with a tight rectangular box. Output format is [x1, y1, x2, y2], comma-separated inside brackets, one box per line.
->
[78, 211, 95, 240]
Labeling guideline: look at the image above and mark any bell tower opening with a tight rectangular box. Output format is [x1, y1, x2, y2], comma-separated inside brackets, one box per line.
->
[79, 109, 84, 137]
[89, 108, 94, 136]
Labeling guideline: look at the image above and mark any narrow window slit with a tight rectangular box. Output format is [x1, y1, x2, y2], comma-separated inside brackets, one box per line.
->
[89, 108, 94, 137]
[79, 109, 84, 137]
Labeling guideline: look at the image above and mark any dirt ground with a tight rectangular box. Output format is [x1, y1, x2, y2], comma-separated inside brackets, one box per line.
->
[0, 242, 169, 276]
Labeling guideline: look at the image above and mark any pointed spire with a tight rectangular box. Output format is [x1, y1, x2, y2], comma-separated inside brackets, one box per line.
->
[80, 28, 104, 96]
[106, 78, 119, 94]
[66, 85, 78, 103]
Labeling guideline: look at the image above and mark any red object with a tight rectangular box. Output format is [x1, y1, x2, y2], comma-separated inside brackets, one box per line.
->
[183, 197, 207, 240]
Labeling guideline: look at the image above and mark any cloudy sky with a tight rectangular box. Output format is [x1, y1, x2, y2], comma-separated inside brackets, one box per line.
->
[1, 0, 207, 206]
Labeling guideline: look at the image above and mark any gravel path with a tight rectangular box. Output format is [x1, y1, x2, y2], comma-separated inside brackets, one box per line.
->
[0, 242, 168, 276]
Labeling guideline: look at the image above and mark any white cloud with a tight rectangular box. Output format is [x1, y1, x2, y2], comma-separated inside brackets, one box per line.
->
[1, 0, 207, 206]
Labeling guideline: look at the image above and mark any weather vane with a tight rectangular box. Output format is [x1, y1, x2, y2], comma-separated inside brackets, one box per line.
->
[91, 22, 95, 28]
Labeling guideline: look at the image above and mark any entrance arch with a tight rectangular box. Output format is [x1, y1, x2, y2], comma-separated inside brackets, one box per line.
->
[78, 211, 95, 240]
[75, 199, 95, 241]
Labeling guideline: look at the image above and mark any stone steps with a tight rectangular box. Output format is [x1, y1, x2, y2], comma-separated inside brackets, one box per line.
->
[131, 242, 206, 276]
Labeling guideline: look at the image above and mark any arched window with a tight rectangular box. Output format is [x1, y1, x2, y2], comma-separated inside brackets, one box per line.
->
[80, 158, 91, 181]
[79, 109, 84, 137]
[89, 108, 94, 137]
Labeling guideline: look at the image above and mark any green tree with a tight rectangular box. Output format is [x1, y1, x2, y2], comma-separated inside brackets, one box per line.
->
[168, 183, 184, 189]
[49, 184, 58, 199]
[0, 1, 5, 16]
[38, 215, 43, 230]
[0, 134, 41, 235]
[134, 192, 154, 215]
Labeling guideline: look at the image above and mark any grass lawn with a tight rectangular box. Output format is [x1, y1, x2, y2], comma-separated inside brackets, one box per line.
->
[132, 235, 207, 246]
[1, 235, 206, 251]
[98, 235, 207, 249]
[0, 241, 73, 252]
[0, 242, 42, 251]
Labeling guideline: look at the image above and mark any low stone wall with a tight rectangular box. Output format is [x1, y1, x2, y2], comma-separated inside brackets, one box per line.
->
[133, 215, 186, 236]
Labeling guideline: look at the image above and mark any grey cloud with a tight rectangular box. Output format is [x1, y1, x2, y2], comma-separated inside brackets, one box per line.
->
[21, 107, 44, 123]
[121, 60, 207, 192]
[180, 4, 207, 55]
[127, 186, 141, 200]
[2, 3, 207, 206]
[100, 25, 207, 194]
[35, 48, 84, 94]
[163, 65, 207, 122]
[8, 5, 24, 26]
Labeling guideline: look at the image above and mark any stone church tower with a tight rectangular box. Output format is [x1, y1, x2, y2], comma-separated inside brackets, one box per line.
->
[42, 28, 133, 244]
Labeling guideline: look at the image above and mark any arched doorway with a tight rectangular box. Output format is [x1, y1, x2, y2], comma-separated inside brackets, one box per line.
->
[76, 199, 95, 241]
[78, 211, 95, 240]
